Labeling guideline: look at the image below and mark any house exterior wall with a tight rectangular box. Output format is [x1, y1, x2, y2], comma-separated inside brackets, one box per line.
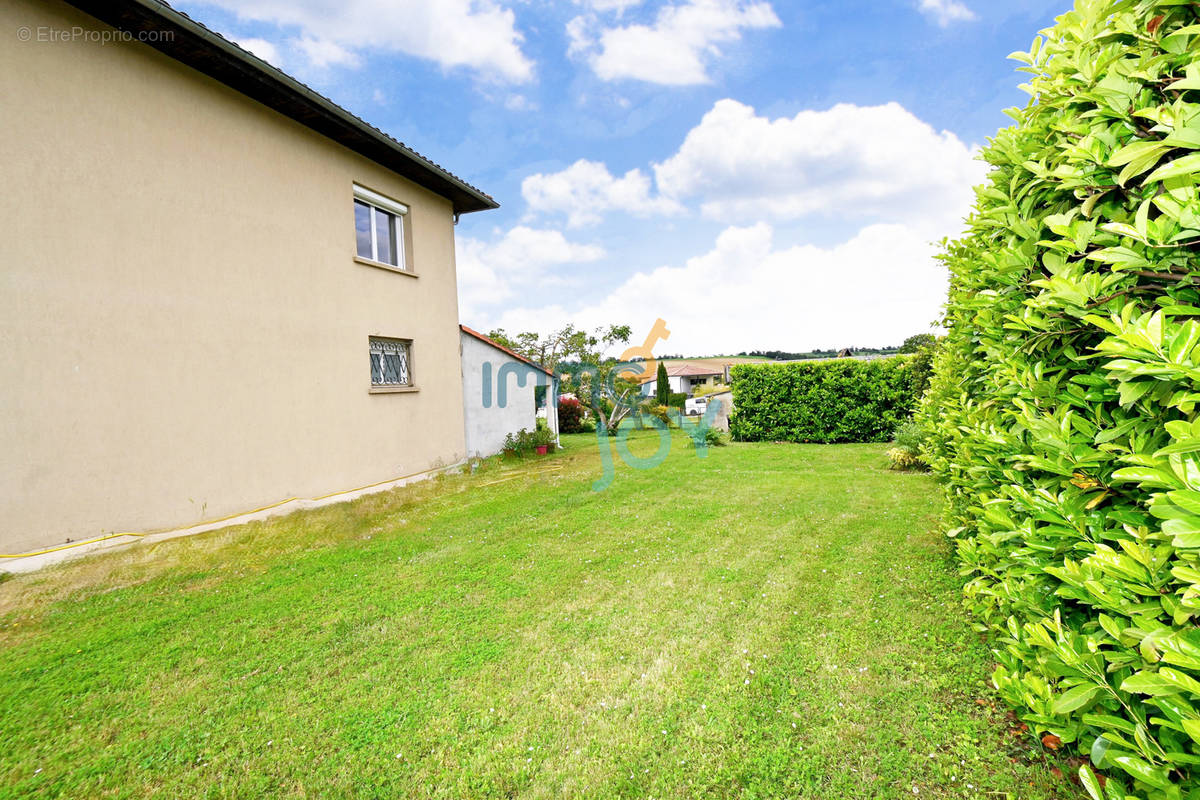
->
[460, 334, 540, 458]
[643, 376, 690, 396]
[0, 0, 469, 553]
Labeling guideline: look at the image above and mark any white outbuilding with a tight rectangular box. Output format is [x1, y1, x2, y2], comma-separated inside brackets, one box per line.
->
[460, 325, 558, 458]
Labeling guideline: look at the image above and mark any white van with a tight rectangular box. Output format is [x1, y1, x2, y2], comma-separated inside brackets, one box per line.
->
[684, 396, 708, 416]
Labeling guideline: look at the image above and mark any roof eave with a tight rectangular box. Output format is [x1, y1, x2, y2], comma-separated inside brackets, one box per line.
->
[460, 325, 555, 378]
[61, 0, 499, 215]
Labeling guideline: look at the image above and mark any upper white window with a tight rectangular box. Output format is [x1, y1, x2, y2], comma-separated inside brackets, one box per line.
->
[354, 184, 408, 270]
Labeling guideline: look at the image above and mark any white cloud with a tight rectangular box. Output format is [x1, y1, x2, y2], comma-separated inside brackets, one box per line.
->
[232, 36, 281, 65]
[520, 100, 985, 233]
[576, 0, 644, 13]
[653, 99, 986, 232]
[504, 94, 537, 112]
[189, 0, 534, 81]
[485, 222, 947, 354]
[567, 0, 780, 85]
[456, 227, 605, 321]
[294, 36, 361, 68]
[917, 0, 977, 26]
[521, 159, 684, 228]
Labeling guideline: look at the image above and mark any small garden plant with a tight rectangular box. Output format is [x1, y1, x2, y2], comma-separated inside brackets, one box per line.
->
[885, 420, 927, 472]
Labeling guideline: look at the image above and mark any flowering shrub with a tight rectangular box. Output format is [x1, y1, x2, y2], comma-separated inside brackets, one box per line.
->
[558, 397, 586, 434]
[729, 357, 916, 443]
[920, 3, 1200, 797]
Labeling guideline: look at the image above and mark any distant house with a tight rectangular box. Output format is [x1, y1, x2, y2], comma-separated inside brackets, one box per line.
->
[639, 363, 727, 397]
[1, 0, 497, 556]
[460, 326, 558, 458]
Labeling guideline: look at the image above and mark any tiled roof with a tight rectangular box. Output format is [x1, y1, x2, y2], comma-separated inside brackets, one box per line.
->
[460, 325, 555, 378]
[637, 362, 726, 384]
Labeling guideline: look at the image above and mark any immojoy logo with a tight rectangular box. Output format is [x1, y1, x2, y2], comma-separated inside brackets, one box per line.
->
[476, 319, 723, 491]
[596, 319, 722, 492]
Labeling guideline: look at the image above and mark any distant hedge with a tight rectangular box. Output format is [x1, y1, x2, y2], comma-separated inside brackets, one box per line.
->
[729, 358, 915, 443]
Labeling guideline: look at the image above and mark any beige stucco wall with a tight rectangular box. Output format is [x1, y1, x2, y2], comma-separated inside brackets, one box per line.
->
[0, 0, 471, 553]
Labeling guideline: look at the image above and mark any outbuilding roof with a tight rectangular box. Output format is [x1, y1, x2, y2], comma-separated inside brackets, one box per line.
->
[460, 325, 555, 378]
[63, 0, 499, 215]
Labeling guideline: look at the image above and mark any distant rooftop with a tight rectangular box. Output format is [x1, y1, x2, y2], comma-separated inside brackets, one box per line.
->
[638, 362, 726, 384]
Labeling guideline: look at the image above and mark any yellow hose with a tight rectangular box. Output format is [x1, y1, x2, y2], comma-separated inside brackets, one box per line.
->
[1, 531, 147, 558]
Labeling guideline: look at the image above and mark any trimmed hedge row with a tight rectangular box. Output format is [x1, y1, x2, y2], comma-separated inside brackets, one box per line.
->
[729, 357, 915, 443]
[920, 3, 1200, 797]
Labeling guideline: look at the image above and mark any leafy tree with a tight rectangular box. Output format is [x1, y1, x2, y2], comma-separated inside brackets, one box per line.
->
[919, 3, 1200, 796]
[578, 367, 641, 435]
[898, 333, 935, 354]
[487, 324, 631, 376]
[655, 361, 669, 405]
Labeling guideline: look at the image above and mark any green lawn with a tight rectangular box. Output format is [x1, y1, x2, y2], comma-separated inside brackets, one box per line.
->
[0, 433, 1072, 799]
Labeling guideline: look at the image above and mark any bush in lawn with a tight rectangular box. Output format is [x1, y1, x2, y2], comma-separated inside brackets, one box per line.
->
[918, 3, 1200, 796]
[558, 397, 586, 434]
[667, 392, 687, 409]
[642, 402, 674, 428]
[886, 419, 928, 471]
[730, 357, 915, 444]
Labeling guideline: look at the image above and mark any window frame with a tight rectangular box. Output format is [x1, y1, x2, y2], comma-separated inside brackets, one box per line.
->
[368, 336, 417, 394]
[353, 184, 414, 275]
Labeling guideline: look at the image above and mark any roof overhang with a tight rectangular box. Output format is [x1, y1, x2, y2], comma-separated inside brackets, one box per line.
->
[460, 325, 555, 378]
[61, 0, 499, 215]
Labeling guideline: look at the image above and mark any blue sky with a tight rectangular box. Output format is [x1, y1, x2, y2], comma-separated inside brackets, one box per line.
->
[177, 0, 1066, 355]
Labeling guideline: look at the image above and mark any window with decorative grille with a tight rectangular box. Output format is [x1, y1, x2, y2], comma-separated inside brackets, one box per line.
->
[369, 337, 411, 387]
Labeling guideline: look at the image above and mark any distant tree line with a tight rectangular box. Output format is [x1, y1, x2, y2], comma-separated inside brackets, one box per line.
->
[735, 347, 902, 360]
[557, 333, 932, 366]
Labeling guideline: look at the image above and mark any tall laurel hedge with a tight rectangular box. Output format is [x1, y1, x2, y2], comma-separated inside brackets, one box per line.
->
[920, 2, 1200, 797]
[730, 357, 915, 443]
